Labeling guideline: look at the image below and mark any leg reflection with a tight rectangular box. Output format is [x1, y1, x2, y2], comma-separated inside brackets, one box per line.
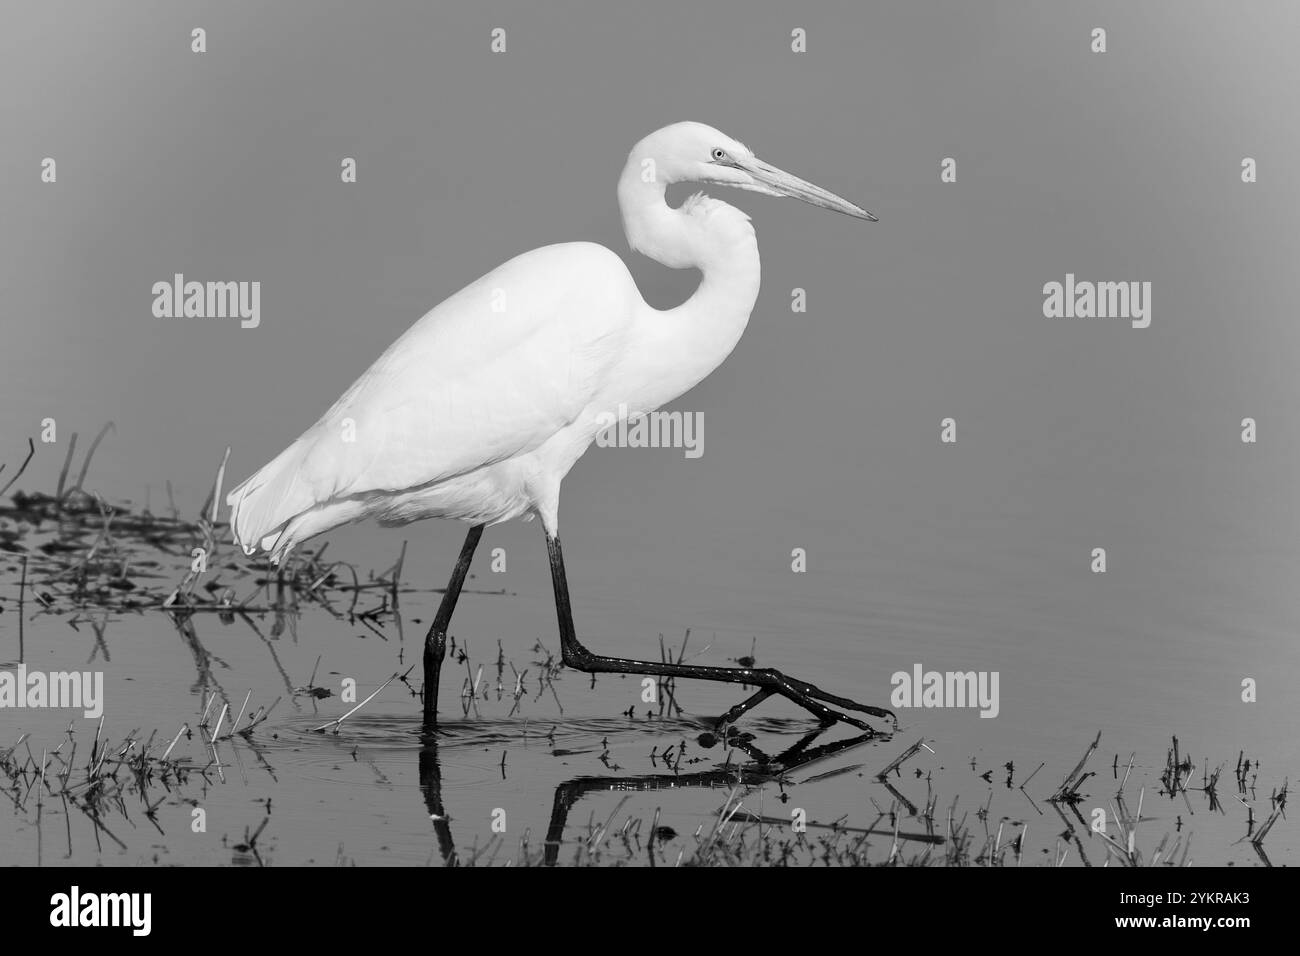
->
[543, 728, 878, 865]
[418, 736, 456, 865]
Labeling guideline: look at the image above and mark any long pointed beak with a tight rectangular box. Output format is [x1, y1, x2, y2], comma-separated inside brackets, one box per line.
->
[737, 156, 877, 222]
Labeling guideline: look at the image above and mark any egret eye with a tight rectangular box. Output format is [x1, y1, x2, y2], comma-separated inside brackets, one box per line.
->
[710, 147, 727, 162]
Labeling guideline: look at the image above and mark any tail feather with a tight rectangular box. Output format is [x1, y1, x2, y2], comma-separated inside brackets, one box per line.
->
[226, 439, 319, 558]
[264, 498, 368, 564]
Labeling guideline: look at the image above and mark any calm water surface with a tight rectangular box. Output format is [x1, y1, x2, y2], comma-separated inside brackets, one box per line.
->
[0, 431, 1294, 866]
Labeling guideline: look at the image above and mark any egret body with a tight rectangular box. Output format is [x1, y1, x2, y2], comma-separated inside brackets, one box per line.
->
[227, 122, 892, 731]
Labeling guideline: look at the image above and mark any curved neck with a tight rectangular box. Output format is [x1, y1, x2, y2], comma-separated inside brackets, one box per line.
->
[616, 164, 762, 393]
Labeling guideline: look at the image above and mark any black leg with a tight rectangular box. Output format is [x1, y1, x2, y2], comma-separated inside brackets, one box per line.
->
[544, 532, 895, 733]
[422, 523, 485, 725]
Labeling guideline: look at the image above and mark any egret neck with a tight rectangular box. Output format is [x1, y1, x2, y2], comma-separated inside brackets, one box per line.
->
[616, 158, 761, 409]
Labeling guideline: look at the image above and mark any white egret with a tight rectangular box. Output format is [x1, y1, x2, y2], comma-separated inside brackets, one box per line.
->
[227, 121, 893, 731]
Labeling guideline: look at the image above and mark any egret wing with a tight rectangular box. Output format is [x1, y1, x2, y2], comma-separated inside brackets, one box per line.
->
[227, 243, 634, 549]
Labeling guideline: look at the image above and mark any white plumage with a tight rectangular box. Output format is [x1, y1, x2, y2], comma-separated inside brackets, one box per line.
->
[227, 122, 873, 562]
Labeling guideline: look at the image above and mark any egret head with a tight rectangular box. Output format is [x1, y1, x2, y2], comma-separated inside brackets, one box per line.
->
[629, 121, 876, 222]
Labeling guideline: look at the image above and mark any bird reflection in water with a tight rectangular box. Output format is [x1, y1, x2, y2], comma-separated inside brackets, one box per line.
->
[415, 723, 941, 867]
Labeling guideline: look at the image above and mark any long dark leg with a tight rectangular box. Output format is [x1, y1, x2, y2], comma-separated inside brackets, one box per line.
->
[545, 532, 895, 732]
[422, 523, 485, 725]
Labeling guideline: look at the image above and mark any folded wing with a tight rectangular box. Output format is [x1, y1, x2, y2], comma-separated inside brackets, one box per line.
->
[226, 242, 635, 555]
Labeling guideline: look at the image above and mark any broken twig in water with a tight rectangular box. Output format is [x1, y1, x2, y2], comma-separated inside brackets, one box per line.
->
[1054, 730, 1101, 802]
[313, 673, 399, 733]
